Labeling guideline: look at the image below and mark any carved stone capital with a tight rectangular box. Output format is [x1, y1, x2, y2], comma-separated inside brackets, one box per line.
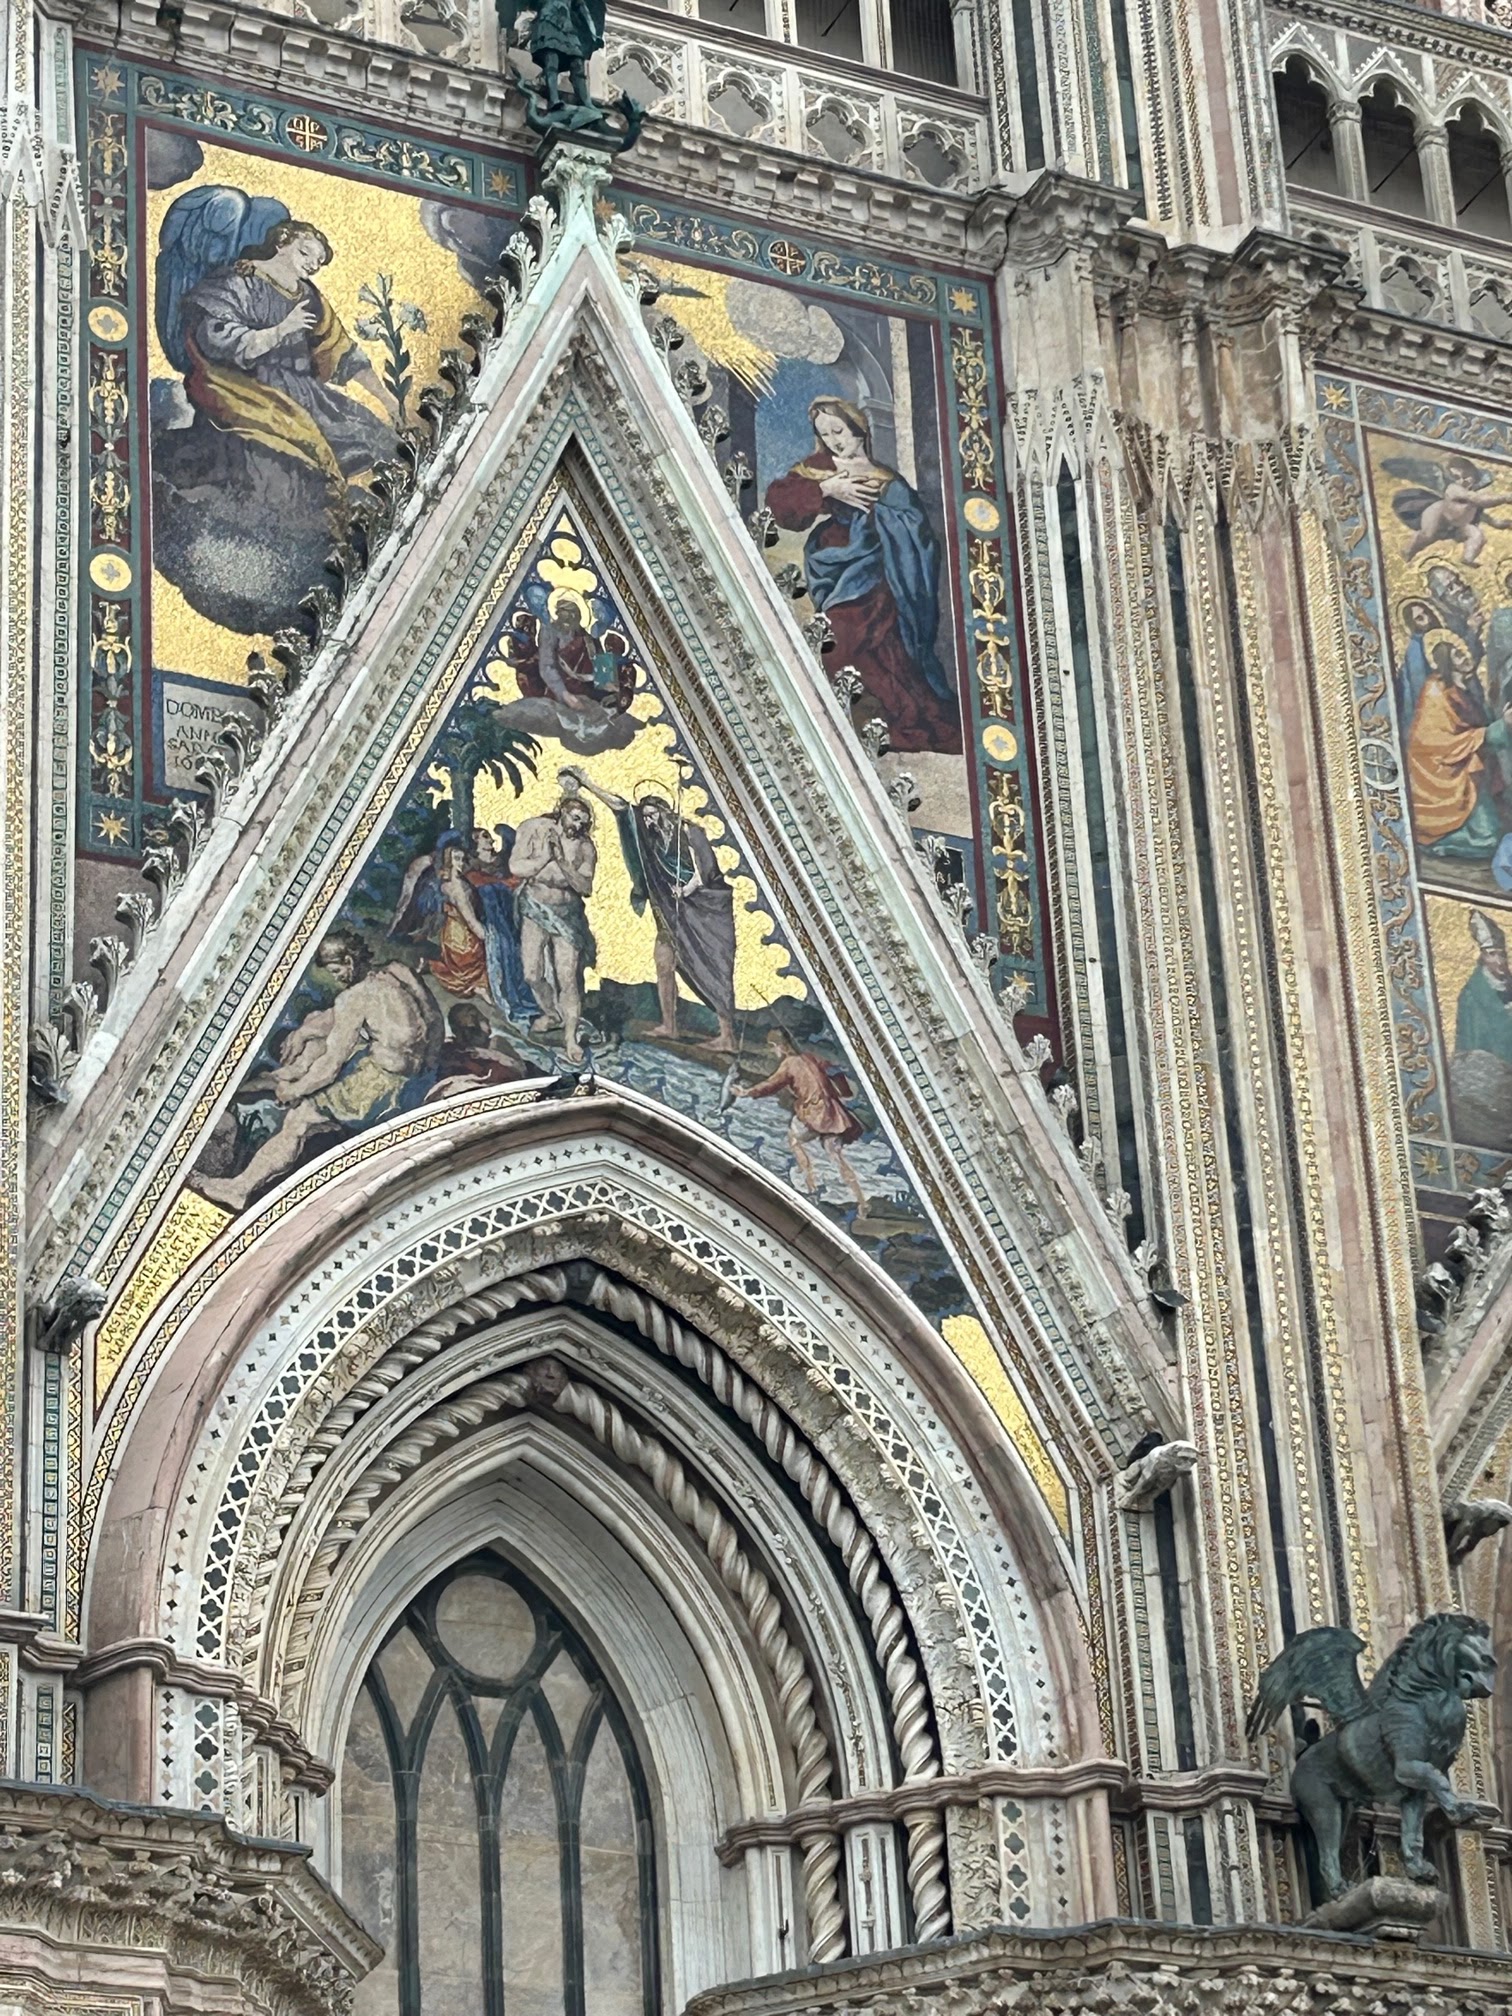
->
[1002, 168, 1143, 273]
[540, 135, 620, 226]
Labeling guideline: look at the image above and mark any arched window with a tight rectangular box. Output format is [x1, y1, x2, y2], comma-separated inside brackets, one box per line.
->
[1273, 56, 1340, 195]
[890, 0, 956, 84]
[1361, 77, 1428, 217]
[1448, 103, 1512, 240]
[341, 1555, 659, 2016]
[795, 0, 865, 64]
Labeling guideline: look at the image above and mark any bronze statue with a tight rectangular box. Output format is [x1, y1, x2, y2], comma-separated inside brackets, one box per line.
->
[1247, 1614, 1496, 1900]
[497, 0, 642, 147]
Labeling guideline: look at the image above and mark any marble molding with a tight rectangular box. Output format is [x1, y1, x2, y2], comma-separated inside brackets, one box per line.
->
[0, 1781, 381, 2016]
[682, 1919, 1512, 2015]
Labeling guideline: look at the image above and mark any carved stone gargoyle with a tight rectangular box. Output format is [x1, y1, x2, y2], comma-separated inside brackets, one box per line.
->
[1247, 1614, 1497, 1903]
[29, 1275, 107, 1357]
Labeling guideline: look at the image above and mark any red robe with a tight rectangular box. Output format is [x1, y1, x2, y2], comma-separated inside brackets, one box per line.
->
[766, 451, 962, 754]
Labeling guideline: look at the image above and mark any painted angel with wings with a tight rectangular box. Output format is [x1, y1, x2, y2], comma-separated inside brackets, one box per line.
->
[1385, 451, 1512, 566]
[151, 186, 398, 634]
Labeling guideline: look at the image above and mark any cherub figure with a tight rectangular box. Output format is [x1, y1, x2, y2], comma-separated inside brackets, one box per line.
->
[1386, 452, 1512, 566]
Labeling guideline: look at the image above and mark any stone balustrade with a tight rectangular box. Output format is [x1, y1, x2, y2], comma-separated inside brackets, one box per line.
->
[1293, 192, 1512, 342]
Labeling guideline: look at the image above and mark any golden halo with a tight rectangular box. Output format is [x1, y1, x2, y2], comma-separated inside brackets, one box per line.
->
[632, 778, 677, 807]
[547, 587, 593, 627]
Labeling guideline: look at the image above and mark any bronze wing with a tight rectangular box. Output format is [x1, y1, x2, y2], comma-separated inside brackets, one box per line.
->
[1245, 1626, 1368, 1743]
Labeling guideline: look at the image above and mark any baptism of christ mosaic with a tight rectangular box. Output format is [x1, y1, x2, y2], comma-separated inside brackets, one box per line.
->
[186, 502, 976, 1321]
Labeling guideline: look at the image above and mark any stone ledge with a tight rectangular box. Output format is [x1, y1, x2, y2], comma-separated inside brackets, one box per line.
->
[684, 1917, 1512, 2014]
[1303, 1873, 1445, 1939]
[0, 1782, 380, 2016]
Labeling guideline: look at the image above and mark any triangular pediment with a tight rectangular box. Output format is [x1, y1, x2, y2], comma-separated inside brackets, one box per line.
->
[31, 148, 1176, 1522]
[182, 482, 981, 1322]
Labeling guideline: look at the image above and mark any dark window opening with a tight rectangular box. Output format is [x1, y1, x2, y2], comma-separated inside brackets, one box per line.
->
[341, 1554, 659, 2016]
[890, 0, 956, 84]
[698, 0, 767, 32]
[1273, 57, 1339, 195]
[795, 0, 865, 63]
[1361, 78, 1427, 218]
[1449, 103, 1512, 241]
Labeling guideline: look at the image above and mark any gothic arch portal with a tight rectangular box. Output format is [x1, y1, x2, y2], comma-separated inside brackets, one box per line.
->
[80, 1092, 1111, 2003]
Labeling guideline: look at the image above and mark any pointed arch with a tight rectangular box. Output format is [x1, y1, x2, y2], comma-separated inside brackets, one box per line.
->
[81, 1092, 1114, 1967]
[32, 150, 1170, 1484]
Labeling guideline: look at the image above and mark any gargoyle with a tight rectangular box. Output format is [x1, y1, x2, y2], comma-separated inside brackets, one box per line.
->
[1247, 1613, 1496, 1900]
[31, 1275, 107, 1356]
[1115, 1437, 1198, 1511]
[1444, 1498, 1512, 1566]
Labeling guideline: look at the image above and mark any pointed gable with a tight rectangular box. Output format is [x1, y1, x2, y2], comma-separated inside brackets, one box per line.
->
[182, 485, 979, 1336]
[37, 127, 1171, 1548]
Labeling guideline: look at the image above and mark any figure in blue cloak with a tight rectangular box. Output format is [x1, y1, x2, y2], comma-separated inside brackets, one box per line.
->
[766, 395, 961, 754]
[390, 826, 538, 1023]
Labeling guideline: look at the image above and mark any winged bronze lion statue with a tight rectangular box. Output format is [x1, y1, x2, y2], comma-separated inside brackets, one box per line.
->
[1247, 1613, 1496, 1899]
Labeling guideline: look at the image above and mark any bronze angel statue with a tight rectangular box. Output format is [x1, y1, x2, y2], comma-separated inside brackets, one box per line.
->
[1247, 1613, 1496, 1900]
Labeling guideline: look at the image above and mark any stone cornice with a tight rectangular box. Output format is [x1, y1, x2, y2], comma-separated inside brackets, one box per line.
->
[1271, 0, 1512, 76]
[72, 1637, 335, 1791]
[1003, 182, 1357, 352]
[1322, 300, 1512, 403]
[685, 1916, 1512, 2015]
[715, 1761, 1284, 1863]
[0, 1782, 380, 2016]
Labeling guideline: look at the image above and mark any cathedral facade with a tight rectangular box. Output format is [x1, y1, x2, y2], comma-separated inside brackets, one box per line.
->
[8, 0, 1512, 2009]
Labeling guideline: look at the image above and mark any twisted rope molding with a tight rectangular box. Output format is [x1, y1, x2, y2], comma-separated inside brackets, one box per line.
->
[540, 1362, 847, 1966]
[241, 1271, 571, 1679]
[577, 1264, 950, 1943]
[274, 1353, 849, 1964]
[230, 1253, 952, 1939]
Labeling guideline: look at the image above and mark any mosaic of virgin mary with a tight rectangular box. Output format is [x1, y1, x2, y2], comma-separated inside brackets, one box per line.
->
[151, 189, 399, 635]
[765, 395, 961, 753]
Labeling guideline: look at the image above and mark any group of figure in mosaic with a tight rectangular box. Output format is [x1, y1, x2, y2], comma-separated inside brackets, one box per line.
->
[68, 77, 1013, 1331]
[1384, 446, 1512, 1152]
[187, 515, 917, 1293]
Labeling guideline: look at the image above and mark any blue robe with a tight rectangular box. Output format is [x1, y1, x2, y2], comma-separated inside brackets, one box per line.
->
[801, 476, 952, 703]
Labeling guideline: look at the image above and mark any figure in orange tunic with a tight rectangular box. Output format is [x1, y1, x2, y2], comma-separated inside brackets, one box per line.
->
[427, 837, 492, 997]
[1406, 638, 1512, 856]
[735, 1030, 868, 1211]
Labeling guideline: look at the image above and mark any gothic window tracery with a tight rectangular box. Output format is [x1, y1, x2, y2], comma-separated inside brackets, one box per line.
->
[1360, 78, 1429, 218]
[1273, 56, 1341, 195]
[1448, 102, 1512, 240]
[341, 1554, 659, 2016]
